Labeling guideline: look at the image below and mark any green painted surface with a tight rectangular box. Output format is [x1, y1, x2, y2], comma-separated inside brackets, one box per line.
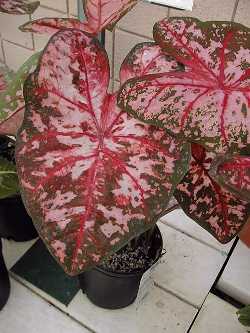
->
[11, 239, 80, 305]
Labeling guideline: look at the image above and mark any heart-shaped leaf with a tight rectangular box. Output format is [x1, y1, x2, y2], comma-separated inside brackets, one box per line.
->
[16, 30, 190, 275]
[0, 0, 39, 14]
[83, 0, 139, 33]
[118, 18, 250, 153]
[174, 143, 250, 243]
[0, 52, 39, 135]
[20, 0, 139, 36]
[210, 155, 250, 202]
[120, 41, 182, 85]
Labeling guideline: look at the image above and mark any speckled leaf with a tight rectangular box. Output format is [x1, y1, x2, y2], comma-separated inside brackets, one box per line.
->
[19, 18, 92, 35]
[120, 42, 182, 85]
[15, 30, 190, 275]
[0, 0, 39, 14]
[174, 144, 250, 243]
[0, 52, 39, 135]
[20, 1, 139, 36]
[118, 18, 250, 153]
[210, 155, 250, 202]
[83, 0, 139, 33]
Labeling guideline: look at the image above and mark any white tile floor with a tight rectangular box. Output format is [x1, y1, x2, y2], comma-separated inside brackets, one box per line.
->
[0, 210, 249, 333]
[189, 293, 246, 333]
[217, 241, 250, 305]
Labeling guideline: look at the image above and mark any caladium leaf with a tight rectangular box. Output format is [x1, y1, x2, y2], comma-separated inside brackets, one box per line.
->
[0, 0, 39, 14]
[120, 42, 182, 85]
[16, 30, 190, 275]
[118, 18, 250, 153]
[174, 143, 250, 243]
[19, 18, 92, 35]
[0, 157, 19, 199]
[210, 155, 250, 202]
[0, 52, 39, 135]
[20, 0, 140, 36]
[83, 0, 139, 33]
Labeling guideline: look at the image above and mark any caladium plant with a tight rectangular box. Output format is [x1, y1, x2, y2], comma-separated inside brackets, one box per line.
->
[118, 17, 250, 154]
[19, 0, 140, 36]
[0, 0, 39, 14]
[174, 144, 250, 243]
[15, 31, 190, 275]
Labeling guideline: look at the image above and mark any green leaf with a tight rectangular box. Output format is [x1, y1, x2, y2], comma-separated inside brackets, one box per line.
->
[238, 305, 250, 328]
[0, 52, 40, 135]
[0, 157, 19, 199]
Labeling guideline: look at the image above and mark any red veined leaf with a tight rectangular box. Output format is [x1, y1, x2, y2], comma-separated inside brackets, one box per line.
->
[174, 143, 250, 243]
[19, 18, 92, 35]
[16, 29, 190, 275]
[0, 0, 39, 14]
[0, 53, 39, 135]
[118, 18, 250, 153]
[210, 155, 250, 202]
[83, 0, 139, 34]
[20, 0, 140, 36]
[120, 42, 182, 85]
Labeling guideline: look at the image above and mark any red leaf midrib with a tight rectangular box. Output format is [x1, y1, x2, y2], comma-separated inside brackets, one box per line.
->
[71, 155, 99, 272]
[77, 40, 101, 134]
[103, 147, 146, 204]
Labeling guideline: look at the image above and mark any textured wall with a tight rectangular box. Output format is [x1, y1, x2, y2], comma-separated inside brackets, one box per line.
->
[0, 0, 249, 80]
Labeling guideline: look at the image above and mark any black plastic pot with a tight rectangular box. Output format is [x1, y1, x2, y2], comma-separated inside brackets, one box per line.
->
[0, 239, 10, 311]
[0, 195, 37, 242]
[78, 226, 163, 309]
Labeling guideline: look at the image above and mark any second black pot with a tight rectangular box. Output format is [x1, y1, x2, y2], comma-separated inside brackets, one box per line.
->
[0, 195, 37, 241]
[0, 239, 10, 311]
[78, 226, 163, 309]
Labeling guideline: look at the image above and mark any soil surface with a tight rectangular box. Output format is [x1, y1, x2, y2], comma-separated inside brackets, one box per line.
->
[100, 243, 155, 274]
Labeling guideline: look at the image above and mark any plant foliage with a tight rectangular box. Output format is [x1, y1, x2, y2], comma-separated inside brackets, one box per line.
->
[118, 17, 250, 153]
[0, 53, 39, 135]
[174, 144, 250, 242]
[237, 305, 250, 329]
[0, 0, 39, 14]
[15, 30, 190, 275]
[20, 0, 139, 36]
[0, 157, 19, 199]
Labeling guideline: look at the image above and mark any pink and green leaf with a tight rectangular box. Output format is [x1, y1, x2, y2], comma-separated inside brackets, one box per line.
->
[0, 0, 39, 14]
[16, 30, 190, 275]
[20, 0, 140, 36]
[210, 155, 250, 202]
[118, 18, 250, 153]
[174, 144, 250, 243]
[83, 0, 139, 33]
[0, 52, 40, 135]
[120, 42, 182, 85]
[19, 18, 92, 35]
